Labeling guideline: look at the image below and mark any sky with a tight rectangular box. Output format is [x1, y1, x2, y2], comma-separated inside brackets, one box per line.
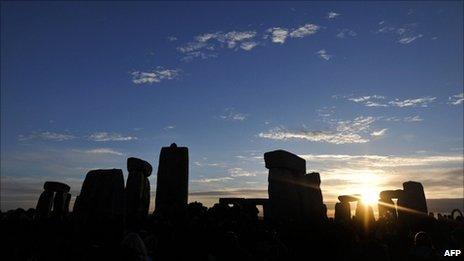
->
[1, 1, 463, 215]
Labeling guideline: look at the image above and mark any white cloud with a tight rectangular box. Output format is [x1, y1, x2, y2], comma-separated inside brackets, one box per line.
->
[448, 92, 464, 105]
[131, 67, 180, 84]
[299, 154, 463, 168]
[259, 116, 376, 144]
[371, 128, 388, 137]
[240, 41, 259, 51]
[376, 22, 423, 45]
[289, 24, 319, 38]
[178, 30, 258, 60]
[389, 97, 436, 107]
[219, 108, 248, 121]
[85, 148, 123, 156]
[228, 167, 258, 177]
[266, 27, 289, 44]
[398, 34, 423, 44]
[88, 132, 137, 142]
[166, 36, 177, 42]
[317, 49, 332, 61]
[18, 131, 75, 141]
[164, 125, 175, 130]
[348, 95, 387, 107]
[336, 29, 357, 38]
[191, 177, 233, 183]
[404, 115, 423, 122]
[327, 11, 341, 19]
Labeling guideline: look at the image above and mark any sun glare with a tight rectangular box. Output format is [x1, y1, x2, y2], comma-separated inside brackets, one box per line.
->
[360, 188, 378, 205]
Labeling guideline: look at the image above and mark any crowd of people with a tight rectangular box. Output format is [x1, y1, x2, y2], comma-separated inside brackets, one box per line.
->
[1, 201, 463, 261]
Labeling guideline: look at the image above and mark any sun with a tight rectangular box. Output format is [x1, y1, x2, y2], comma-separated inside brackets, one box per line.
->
[360, 188, 378, 205]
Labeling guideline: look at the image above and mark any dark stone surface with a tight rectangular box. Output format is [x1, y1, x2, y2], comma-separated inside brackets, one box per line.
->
[127, 157, 153, 177]
[334, 202, 351, 223]
[72, 169, 125, 244]
[44, 181, 70, 193]
[155, 143, 189, 214]
[36, 190, 54, 218]
[378, 198, 396, 219]
[125, 157, 151, 227]
[264, 150, 306, 174]
[397, 181, 428, 226]
[299, 172, 325, 223]
[355, 202, 375, 227]
[52, 192, 71, 217]
[379, 189, 403, 200]
[338, 195, 360, 203]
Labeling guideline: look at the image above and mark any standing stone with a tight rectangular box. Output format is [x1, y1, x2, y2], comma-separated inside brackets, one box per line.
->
[35, 181, 71, 219]
[397, 181, 428, 225]
[155, 143, 189, 215]
[36, 190, 54, 218]
[52, 192, 71, 217]
[125, 157, 152, 227]
[265, 150, 306, 223]
[378, 190, 402, 219]
[334, 202, 351, 223]
[355, 201, 375, 227]
[73, 169, 125, 244]
[299, 172, 326, 223]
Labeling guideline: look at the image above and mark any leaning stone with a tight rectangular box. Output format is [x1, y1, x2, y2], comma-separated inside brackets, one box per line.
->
[264, 150, 306, 174]
[44, 181, 70, 193]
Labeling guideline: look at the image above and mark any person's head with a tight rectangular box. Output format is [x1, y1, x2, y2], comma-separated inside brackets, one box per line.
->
[414, 231, 432, 247]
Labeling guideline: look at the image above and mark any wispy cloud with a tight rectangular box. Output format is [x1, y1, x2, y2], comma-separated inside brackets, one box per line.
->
[84, 148, 124, 156]
[289, 24, 319, 38]
[347, 95, 387, 107]
[336, 28, 357, 38]
[178, 30, 257, 60]
[88, 132, 137, 142]
[448, 92, 464, 105]
[191, 177, 233, 183]
[266, 27, 289, 44]
[131, 67, 181, 84]
[389, 97, 436, 107]
[166, 36, 177, 42]
[164, 125, 175, 130]
[228, 167, 262, 177]
[259, 116, 376, 144]
[371, 128, 388, 137]
[327, 11, 341, 19]
[317, 49, 332, 61]
[240, 41, 259, 51]
[219, 108, 248, 121]
[403, 115, 423, 122]
[18, 131, 75, 141]
[376, 22, 423, 45]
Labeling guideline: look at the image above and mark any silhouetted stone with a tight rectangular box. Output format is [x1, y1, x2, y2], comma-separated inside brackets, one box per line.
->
[379, 189, 403, 200]
[397, 181, 428, 226]
[155, 143, 189, 215]
[355, 201, 375, 228]
[338, 195, 359, 203]
[265, 150, 310, 223]
[335, 202, 351, 223]
[264, 149, 306, 174]
[125, 157, 152, 227]
[378, 198, 396, 219]
[73, 169, 125, 244]
[52, 192, 71, 217]
[36, 190, 54, 218]
[127, 157, 153, 177]
[44, 181, 70, 193]
[299, 172, 326, 223]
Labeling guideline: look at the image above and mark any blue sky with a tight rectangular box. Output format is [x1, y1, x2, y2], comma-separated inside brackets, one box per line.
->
[1, 1, 463, 213]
